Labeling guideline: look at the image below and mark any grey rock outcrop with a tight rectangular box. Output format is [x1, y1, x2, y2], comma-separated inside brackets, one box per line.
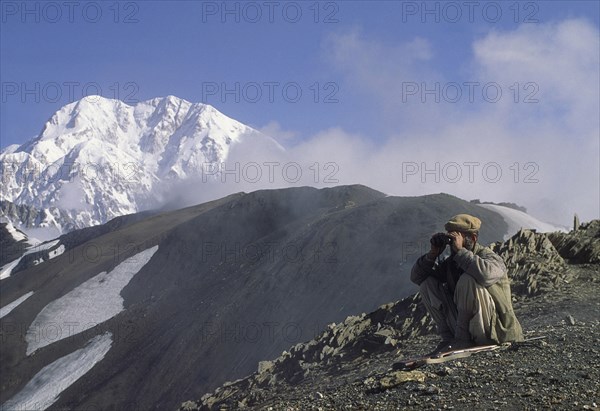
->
[490, 229, 570, 296]
[548, 220, 599, 264]
[194, 293, 435, 410]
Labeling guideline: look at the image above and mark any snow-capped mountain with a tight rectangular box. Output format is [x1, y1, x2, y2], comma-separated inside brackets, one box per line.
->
[0, 95, 283, 233]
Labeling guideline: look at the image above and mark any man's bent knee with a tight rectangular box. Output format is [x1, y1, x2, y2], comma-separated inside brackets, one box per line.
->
[455, 274, 485, 313]
[456, 273, 479, 290]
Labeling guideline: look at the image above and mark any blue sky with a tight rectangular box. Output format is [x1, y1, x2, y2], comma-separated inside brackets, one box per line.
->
[1, 1, 597, 145]
[1, 1, 599, 223]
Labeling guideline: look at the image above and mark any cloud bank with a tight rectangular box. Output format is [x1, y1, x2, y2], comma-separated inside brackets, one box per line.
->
[292, 18, 599, 225]
[158, 18, 599, 226]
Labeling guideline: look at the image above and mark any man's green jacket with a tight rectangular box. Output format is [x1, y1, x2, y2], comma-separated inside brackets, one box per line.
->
[411, 242, 524, 343]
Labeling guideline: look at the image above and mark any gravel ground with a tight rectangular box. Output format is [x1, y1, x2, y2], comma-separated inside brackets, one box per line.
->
[185, 263, 599, 411]
[181, 223, 600, 411]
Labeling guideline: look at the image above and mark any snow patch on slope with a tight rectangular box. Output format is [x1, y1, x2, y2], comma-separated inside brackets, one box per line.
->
[0, 291, 34, 319]
[478, 204, 568, 240]
[5, 221, 27, 242]
[2, 332, 112, 411]
[0, 258, 23, 281]
[28, 239, 60, 253]
[26, 246, 158, 354]
[0, 239, 61, 280]
[49, 245, 65, 259]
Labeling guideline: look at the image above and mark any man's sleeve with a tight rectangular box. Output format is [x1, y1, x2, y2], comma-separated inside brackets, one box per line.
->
[452, 247, 507, 287]
[411, 254, 445, 285]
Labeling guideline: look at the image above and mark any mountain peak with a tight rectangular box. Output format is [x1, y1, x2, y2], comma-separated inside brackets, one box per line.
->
[0, 95, 282, 233]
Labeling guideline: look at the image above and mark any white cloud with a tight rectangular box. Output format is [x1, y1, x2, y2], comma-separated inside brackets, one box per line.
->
[472, 18, 600, 134]
[258, 121, 299, 143]
[54, 175, 91, 212]
[297, 19, 599, 225]
[153, 20, 599, 226]
[322, 29, 446, 130]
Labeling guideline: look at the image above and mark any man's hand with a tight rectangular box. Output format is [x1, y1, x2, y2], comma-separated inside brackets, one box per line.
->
[428, 233, 447, 259]
[448, 231, 464, 253]
[427, 245, 442, 260]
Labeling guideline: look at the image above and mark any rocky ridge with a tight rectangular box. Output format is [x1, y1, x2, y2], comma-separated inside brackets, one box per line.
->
[0, 200, 77, 238]
[181, 220, 600, 410]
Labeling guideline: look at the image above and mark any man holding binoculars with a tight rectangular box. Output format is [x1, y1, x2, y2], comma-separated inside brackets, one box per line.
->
[411, 214, 523, 355]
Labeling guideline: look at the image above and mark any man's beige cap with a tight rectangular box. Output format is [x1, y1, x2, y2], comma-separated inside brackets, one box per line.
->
[445, 214, 481, 233]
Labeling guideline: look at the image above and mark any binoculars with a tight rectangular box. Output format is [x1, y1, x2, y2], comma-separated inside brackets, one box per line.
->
[430, 233, 453, 247]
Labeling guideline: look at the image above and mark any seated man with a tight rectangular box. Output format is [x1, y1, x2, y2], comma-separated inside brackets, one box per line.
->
[411, 214, 523, 355]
